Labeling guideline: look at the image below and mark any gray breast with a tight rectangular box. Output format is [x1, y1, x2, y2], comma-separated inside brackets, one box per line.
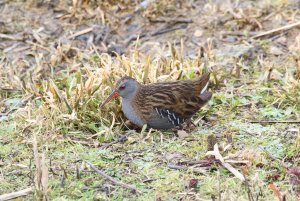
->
[121, 98, 145, 127]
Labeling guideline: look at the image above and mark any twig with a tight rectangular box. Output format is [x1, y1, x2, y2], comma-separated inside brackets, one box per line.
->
[12, 46, 31, 53]
[25, 40, 51, 52]
[149, 17, 193, 24]
[3, 43, 19, 53]
[99, 135, 128, 149]
[0, 187, 33, 201]
[251, 21, 300, 39]
[168, 164, 207, 174]
[0, 33, 23, 41]
[206, 144, 245, 181]
[68, 27, 94, 39]
[250, 120, 300, 124]
[86, 161, 141, 194]
[168, 164, 187, 170]
[179, 159, 217, 166]
[0, 88, 22, 92]
[151, 24, 187, 37]
[222, 162, 245, 181]
[142, 178, 156, 183]
[221, 31, 257, 37]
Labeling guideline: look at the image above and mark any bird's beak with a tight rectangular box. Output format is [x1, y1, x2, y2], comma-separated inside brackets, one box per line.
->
[99, 90, 119, 108]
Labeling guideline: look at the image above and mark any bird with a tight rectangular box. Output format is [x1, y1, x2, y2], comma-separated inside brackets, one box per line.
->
[100, 73, 212, 129]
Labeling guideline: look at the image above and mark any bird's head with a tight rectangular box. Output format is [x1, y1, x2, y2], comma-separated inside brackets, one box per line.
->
[100, 76, 140, 108]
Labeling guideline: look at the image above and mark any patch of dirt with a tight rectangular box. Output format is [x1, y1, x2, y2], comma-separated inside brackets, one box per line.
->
[1, 0, 299, 83]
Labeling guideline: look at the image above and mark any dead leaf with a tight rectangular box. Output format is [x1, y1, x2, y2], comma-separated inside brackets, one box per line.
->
[177, 130, 189, 139]
[164, 152, 185, 162]
[188, 178, 198, 189]
[240, 166, 250, 176]
[194, 30, 203, 37]
[269, 45, 284, 55]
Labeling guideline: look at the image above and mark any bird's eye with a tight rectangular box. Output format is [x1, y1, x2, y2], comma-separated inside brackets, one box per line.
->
[119, 84, 126, 90]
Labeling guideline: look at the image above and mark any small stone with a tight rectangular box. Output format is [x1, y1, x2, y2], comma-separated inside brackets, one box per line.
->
[194, 29, 203, 37]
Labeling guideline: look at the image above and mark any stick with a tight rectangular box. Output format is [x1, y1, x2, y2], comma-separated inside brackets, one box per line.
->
[222, 162, 245, 181]
[86, 161, 141, 194]
[99, 135, 128, 149]
[168, 164, 207, 174]
[68, 27, 94, 39]
[251, 21, 300, 39]
[179, 159, 217, 166]
[0, 33, 23, 41]
[149, 18, 193, 24]
[221, 31, 257, 36]
[151, 24, 187, 37]
[250, 120, 300, 124]
[206, 144, 245, 181]
[0, 187, 33, 201]
[0, 88, 22, 92]
[25, 40, 51, 52]
[168, 164, 187, 170]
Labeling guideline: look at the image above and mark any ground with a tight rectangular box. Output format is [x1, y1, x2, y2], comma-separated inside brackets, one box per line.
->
[0, 0, 300, 200]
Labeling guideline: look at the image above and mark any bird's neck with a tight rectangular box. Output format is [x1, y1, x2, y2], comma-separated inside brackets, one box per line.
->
[121, 88, 145, 127]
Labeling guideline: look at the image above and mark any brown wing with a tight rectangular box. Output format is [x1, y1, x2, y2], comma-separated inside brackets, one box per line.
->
[133, 73, 212, 124]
